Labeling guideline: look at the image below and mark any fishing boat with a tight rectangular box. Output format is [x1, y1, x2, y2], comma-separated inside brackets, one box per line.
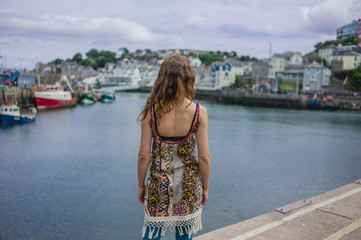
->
[308, 93, 321, 110]
[79, 85, 97, 105]
[321, 97, 337, 111]
[34, 85, 77, 109]
[308, 98, 321, 109]
[101, 90, 115, 103]
[0, 104, 37, 124]
[34, 75, 77, 109]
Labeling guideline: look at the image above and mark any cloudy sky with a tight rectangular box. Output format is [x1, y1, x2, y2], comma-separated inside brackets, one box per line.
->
[0, 0, 360, 69]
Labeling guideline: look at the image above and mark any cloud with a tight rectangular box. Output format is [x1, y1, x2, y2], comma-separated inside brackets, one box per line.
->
[0, 0, 359, 68]
[0, 8, 19, 14]
[0, 14, 160, 42]
[182, 15, 215, 29]
[299, 0, 355, 34]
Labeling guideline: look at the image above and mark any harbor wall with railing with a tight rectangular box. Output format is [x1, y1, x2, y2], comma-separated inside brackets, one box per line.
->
[195, 89, 309, 109]
[138, 87, 361, 110]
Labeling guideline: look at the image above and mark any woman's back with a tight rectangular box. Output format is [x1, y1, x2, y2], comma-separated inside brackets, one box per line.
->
[153, 100, 197, 140]
[137, 54, 210, 240]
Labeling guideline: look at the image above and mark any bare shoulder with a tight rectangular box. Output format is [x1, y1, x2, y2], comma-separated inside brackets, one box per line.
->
[141, 109, 151, 126]
[198, 104, 207, 114]
[198, 104, 208, 122]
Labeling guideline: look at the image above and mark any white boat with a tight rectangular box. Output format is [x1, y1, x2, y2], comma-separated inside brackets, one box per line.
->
[34, 85, 77, 109]
[33, 75, 77, 109]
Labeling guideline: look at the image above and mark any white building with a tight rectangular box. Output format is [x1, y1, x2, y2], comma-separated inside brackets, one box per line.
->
[303, 61, 331, 91]
[318, 45, 336, 66]
[194, 59, 243, 89]
[140, 67, 159, 87]
[269, 52, 303, 78]
[331, 51, 360, 70]
[194, 66, 213, 89]
[189, 56, 202, 67]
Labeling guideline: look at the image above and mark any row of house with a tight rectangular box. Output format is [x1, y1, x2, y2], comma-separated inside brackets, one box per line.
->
[83, 50, 331, 92]
[318, 44, 361, 69]
[337, 19, 361, 40]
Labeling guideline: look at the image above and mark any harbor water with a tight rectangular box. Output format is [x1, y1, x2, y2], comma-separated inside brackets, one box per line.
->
[1, 92, 361, 240]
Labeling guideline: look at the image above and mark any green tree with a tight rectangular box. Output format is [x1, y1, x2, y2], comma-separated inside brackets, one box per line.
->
[56, 66, 62, 74]
[72, 53, 83, 64]
[247, 78, 253, 88]
[83, 57, 97, 70]
[188, 52, 197, 57]
[230, 75, 241, 88]
[118, 47, 129, 55]
[86, 49, 99, 59]
[199, 53, 223, 66]
[99, 50, 116, 63]
[314, 42, 324, 50]
[315, 56, 327, 66]
[346, 65, 361, 91]
[50, 58, 64, 65]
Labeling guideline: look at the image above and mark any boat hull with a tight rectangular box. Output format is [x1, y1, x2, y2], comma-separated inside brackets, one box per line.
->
[0, 114, 35, 124]
[321, 105, 338, 111]
[35, 97, 77, 109]
[101, 95, 115, 103]
[79, 97, 96, 105]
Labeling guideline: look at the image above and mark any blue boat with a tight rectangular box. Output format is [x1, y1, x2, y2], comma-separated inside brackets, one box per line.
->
[308, 98, 321, 109]
[0, 104, 37, 124]
[101, 90, 115, 103]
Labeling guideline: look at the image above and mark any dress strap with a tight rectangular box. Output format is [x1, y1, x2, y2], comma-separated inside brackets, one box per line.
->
[150, 103, 200, 143]
[152, 105, 159, 133]
[186, 103, 199, 136]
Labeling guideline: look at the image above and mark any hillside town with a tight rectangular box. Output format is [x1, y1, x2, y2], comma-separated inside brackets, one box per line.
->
[1, 19, 361, 96]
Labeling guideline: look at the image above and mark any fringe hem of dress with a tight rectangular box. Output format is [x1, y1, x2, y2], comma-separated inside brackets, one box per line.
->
[142, 209, 202, 239]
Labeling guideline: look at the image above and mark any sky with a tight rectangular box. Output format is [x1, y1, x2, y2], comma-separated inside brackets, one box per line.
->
[0, 0, 360, 69]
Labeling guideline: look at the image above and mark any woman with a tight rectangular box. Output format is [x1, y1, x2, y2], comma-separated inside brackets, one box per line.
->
[137, 54, 211, 240]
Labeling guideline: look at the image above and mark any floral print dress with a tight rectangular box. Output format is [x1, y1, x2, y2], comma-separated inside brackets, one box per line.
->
[142, 103, 203, 239]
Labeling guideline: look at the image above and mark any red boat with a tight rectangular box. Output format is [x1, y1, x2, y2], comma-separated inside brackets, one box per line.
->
[34, 85, 77, 109]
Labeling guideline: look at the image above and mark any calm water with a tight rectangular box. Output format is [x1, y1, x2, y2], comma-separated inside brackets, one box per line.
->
[1, 92, 361, 240]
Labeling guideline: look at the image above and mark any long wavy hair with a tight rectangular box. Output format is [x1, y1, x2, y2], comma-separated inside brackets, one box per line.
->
[138, 54, 196, 123]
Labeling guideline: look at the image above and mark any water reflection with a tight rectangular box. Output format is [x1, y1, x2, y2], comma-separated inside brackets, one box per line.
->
[0, 93, 360, 240]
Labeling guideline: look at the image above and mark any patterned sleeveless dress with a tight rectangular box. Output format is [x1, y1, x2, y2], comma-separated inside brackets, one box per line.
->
[142, 103, 203, 239]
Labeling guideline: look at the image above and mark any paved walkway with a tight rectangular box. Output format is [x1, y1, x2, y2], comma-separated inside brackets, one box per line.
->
[195, 181, 361, 240]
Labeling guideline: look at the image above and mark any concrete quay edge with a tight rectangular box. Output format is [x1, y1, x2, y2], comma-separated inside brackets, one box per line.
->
[195, 181, 361, 240]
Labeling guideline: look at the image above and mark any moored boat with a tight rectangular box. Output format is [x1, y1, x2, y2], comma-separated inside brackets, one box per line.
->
[101, 90, 115, 103]
[0, 104, 37, 124]
[308, 98, 321, 109]
[34, 85, 77, 109]
[321, 97, 337, 111]
[79, 91, 97, 104]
